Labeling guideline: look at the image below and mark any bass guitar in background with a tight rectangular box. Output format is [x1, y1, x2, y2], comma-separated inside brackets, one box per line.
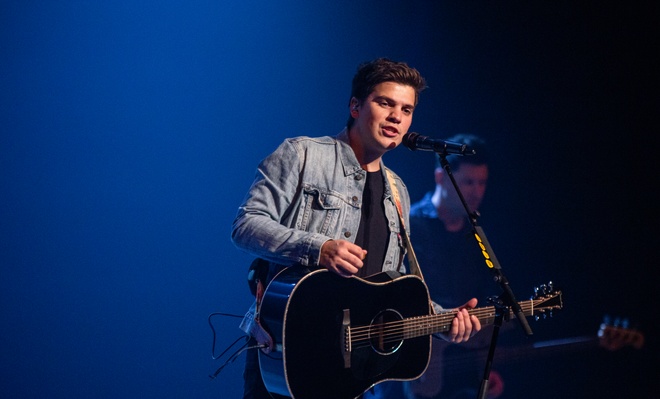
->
[401, 315, 645, 399]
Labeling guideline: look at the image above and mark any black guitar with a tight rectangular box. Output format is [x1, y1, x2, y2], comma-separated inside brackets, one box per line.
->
[257, 267, 562, 399]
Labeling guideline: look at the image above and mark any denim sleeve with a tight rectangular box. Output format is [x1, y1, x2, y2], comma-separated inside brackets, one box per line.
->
[231, 139, 329, 267]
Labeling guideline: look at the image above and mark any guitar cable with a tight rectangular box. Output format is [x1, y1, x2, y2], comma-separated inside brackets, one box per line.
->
[207, 312, 269, 380]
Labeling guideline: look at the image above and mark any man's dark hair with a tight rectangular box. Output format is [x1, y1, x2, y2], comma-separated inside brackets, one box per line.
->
[347, 58, 427, 128]
[438, 134, 489, 171]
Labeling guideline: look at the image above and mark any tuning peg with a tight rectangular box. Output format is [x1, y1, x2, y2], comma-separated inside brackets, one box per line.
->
[613, 317, 630, 329]
[486, 295, 503, 306]
[535, 283, 549, 296]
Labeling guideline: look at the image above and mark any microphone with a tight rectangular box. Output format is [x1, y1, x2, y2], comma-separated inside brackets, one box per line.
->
[402, 132, 475, 155]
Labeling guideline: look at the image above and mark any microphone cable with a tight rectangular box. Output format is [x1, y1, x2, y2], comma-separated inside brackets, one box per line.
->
[207, 312, 268, 379]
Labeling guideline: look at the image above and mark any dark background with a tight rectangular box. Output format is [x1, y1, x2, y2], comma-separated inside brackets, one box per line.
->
[2, 1, 657, 398]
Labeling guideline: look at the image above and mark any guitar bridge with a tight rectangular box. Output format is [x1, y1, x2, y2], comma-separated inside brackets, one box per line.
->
[341, 309, 351, 368]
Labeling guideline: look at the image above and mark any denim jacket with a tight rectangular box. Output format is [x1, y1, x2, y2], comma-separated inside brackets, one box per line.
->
[231, 128, 412, 339]
[232, 128, 410, 273]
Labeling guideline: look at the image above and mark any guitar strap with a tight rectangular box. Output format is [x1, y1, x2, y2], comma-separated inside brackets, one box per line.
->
[385, 169, 425, 282]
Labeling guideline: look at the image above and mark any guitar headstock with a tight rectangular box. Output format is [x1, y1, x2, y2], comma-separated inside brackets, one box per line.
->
[530, 282, 563, 321]
[598, 315, 645, 351]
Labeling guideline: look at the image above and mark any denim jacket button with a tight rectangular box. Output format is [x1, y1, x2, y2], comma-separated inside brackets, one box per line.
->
[344, 231, 352, 238]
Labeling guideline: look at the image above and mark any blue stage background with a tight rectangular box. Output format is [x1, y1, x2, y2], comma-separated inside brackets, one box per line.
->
[2, 2, 656, 398]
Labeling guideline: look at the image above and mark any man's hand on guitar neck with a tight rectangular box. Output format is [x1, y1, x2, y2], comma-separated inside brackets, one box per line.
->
[441, 298, 482, 344]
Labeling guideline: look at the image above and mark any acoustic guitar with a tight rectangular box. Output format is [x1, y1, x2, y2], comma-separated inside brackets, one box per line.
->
[257, 267, 563, 399]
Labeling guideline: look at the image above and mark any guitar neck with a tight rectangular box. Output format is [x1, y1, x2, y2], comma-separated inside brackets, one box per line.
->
[402, 298, 545, 339]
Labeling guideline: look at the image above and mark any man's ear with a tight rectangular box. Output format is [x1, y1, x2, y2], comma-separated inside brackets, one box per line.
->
[349, 97, 359, 117]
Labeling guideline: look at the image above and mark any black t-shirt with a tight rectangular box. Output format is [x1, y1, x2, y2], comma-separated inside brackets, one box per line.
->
[355, 170, 388, 278]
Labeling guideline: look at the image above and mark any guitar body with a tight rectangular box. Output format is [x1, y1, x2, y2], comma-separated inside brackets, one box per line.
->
[258, 267, 433, 399]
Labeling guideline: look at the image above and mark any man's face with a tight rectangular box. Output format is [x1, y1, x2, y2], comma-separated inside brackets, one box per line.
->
[351, 82, 416, 155]
[447, 163, 489, 214]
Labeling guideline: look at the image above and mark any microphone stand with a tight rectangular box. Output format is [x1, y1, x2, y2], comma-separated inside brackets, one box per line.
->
[436, 151, 533, 399]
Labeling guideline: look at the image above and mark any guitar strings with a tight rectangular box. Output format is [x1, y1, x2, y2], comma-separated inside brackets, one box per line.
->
[347, 300, 541, 348]
[350, 302, 529, 341]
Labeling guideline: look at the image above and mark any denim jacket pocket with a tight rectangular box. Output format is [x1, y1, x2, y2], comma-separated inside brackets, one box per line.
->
[299, 185, 347, 236]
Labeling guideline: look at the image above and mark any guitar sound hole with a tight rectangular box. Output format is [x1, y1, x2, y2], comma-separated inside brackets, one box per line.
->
[369, 309, 404, 355]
